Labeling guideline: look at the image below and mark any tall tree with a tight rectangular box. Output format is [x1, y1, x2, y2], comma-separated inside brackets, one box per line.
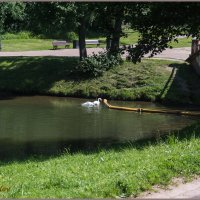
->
[0, 2, 26, 34]
[128, 3, 200, 62]
[75, 3, 89, 60]
[92, 3, 126, 54]
[25, 2, 77, 39]
[26, 2, 96, 60]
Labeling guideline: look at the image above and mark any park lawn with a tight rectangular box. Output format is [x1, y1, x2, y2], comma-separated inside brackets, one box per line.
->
[89, 31, 139, 46]
[0, 57, 200, 105]
[1, 31, 192, 51]
[0, 122, 200, 198]
[170, 37, 192, 48]
[120, 31, 139, 45]
[2, 39, 54, 51]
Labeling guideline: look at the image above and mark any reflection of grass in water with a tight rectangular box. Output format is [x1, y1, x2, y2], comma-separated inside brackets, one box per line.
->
[50, 99, 73, 108]
[0, 122, 200, 198]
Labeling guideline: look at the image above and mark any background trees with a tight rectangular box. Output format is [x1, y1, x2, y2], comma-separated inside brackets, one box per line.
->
[1, 2, 200, 62]
[25, 2, 77, 39]
[0, 2, 26, 34]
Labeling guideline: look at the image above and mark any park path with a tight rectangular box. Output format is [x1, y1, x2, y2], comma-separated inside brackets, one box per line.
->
[137, 177, 200, 199]
[0, 47, 191, 61]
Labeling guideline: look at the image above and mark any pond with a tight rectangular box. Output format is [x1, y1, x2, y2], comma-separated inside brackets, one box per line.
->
[0, 96, 198, 159]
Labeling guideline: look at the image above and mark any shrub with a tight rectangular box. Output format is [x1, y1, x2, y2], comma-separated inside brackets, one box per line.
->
[66, 32, 78, 41]
[1, 31, 38, 40]
[77, 51, 123, 77]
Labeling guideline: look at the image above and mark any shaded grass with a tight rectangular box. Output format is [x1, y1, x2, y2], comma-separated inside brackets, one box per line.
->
[160, 62, 200, 105]
[0, 57, 200, 105]
[0, 122, 200, 198]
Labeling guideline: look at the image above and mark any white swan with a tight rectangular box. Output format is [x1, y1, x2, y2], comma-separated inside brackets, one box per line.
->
[81, 98, 102, 107]
[93, 98, 102, 106]
[81, 101, 95, 107]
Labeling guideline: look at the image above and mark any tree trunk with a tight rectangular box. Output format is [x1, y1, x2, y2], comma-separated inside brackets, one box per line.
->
[106, 36, 111, 50]
[78, 16, 87, 60]
[110, 14, 123, 55]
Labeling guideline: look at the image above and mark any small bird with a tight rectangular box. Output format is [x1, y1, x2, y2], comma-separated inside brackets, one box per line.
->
[81, 98, 102, 107]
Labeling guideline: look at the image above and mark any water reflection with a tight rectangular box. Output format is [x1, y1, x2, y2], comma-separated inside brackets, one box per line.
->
[0, 96, 198, 159]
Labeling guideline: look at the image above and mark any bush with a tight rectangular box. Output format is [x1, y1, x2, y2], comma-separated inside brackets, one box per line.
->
[66, 32, 78, 41]
[1, 31, 38, 40]
[77, 51, 123, 77]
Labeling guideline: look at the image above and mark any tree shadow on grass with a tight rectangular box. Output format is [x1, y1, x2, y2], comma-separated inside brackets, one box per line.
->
[0, 56, 92, 96]
[156, 62, 200, 107]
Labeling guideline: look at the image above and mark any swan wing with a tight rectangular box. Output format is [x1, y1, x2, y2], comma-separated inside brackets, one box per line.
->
[81, 101, 94, 107]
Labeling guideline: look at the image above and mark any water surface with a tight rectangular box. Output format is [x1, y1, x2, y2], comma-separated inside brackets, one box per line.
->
[0, 96, 198, 158]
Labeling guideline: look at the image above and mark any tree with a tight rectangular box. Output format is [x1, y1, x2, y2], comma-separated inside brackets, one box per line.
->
[128, 3, 200, 62]
[92, 3, 127, 54]
[25, 2, 77, 39]
[26, 2, 97, 60]
[0, 2, 26, 34]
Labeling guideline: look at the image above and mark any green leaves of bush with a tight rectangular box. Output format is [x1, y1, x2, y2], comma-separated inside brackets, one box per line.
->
[77, 51, 122, 77]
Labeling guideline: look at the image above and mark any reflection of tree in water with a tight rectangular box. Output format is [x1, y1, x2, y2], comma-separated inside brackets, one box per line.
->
[81, 106, 101, 114]
[50, 98, 75, 108]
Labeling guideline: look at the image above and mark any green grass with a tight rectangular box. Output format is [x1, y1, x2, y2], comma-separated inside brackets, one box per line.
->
[1, 31, 40, 40]
[0, 122, 200, 198]
[0, 57, 200, 105]
[120, 31, 139, 45]
[2, 39, 54, 51]
[88, 31, 139, 46]
[1, 30, 192, 51]
[170, 37, 192, 48]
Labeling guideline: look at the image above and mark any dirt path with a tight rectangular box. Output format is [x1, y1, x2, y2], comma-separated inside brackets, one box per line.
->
[0, 47, 191, 61]
[137, 177, 200, 199]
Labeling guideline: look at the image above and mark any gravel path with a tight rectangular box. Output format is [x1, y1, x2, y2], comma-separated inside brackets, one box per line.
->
[137, 177, 200, 199]
[0, 47, 191, 61]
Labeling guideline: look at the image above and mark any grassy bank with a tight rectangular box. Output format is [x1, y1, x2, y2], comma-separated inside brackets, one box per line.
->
[0, 122, 200, 198]
[0, 57, 200, 105]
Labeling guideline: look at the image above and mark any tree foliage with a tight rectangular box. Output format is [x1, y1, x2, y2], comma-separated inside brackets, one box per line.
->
[2, 2, 200, 63]
[25, 2, 77, 38]
[128, 3, 200, 62]
[0, 2, 26, 34]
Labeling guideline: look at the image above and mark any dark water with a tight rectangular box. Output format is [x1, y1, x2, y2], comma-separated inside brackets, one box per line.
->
[0, 96, 198, 159]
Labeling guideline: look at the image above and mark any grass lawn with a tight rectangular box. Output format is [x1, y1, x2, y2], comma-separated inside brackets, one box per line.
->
[0, 122, 200, 198]
[170, 37, 192, 48]
[1, 31, 192, 51]
[0, 57, 200, 105]
[2, 39, 54, 51]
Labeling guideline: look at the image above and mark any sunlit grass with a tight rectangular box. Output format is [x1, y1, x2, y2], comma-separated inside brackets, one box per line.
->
[170, 37, 192, 48]
[1, 30, 192, 52]
[0, 57, 200, 104]
[2, 39, 53, 51]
